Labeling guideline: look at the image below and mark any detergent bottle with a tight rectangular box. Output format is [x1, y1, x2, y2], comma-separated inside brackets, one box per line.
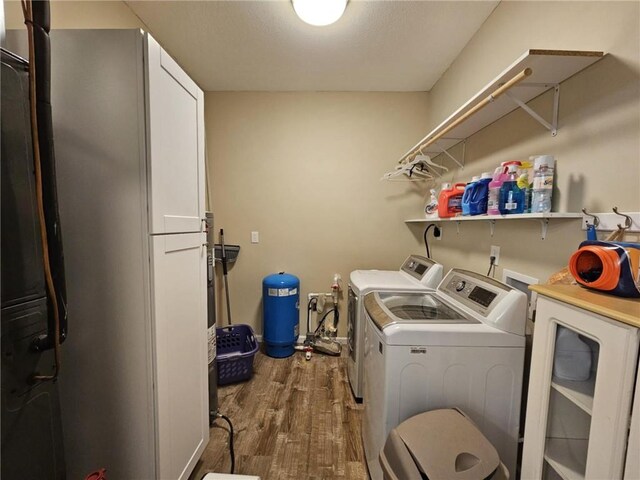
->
[468, 172, 492, 216]
[487, 161, 520, 215]
[438, 183, 466, 218]
[517, 160, 534, 213]
[487, 167, 504, 215]
[461, 176, 480, 216]
[499, 164, 525, 214]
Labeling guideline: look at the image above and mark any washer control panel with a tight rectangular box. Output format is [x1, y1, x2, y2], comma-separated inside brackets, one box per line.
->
[401, 255, 435, 281]
[441, 271, 505, 316]
[438, 268, 525, 336]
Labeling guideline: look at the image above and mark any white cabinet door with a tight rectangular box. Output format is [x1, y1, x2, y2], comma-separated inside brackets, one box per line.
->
[151, 233, 208, 480]
[145, 34, 205, 234]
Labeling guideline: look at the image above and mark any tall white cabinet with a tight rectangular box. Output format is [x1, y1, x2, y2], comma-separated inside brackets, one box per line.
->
[522, 285, 640, 480]
[7, 29, 209, 479]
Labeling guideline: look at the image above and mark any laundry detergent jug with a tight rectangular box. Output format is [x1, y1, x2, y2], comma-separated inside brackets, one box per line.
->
[499, 164, 525, 214]
[461, 176, 480, 216]
[569, 241, 640, 298]
[438, 183, 466, 218]
[467, 172, 492, 216]
[488, 161, 521, 215]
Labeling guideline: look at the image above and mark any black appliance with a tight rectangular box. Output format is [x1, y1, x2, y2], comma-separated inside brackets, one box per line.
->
[1, 48, 66, 479]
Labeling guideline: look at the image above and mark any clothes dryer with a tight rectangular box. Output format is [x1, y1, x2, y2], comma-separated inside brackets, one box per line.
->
[362, 269, 526, 480]
[347, 255, 443, 400]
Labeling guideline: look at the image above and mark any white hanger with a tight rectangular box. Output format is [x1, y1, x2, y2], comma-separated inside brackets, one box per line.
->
[381, 155, 434, 182]
[415, 152, 449, 173]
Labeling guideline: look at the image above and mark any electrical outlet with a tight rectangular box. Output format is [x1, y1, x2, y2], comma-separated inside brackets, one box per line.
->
[435, 226, 442, 241]
[251, 231, 259, 243]
[490, 245, 500, 265]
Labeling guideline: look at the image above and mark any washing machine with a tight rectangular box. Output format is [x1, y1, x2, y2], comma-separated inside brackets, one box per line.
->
[347, 255, 443, 400]
[362, 268, 526, 480]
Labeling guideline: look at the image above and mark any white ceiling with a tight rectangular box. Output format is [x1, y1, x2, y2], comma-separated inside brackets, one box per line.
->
[125, 1, 499, 92]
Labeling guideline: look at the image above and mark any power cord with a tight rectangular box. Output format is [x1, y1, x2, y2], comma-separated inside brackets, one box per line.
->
[215, 413, 235, 474]
[487, 256, 496, 277]
[422, 224, 441, 259]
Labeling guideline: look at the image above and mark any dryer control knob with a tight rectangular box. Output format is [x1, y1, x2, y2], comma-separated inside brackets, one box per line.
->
[455, 280, 466, 292]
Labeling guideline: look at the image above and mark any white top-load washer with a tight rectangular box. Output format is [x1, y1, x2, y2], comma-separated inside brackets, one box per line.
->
[362, 268, 527, 480]
[347, 255, 443, 400]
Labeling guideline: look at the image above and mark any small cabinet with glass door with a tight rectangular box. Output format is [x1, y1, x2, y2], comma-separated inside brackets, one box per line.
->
[522, 286, 639, 480]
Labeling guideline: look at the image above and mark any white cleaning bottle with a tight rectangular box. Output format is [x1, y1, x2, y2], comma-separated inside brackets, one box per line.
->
[531, 155, 555, 213]
[425, 189, 439, 218]
[553, 326, 592, 381]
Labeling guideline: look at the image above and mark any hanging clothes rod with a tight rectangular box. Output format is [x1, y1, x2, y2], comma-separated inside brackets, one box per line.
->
[400, 67, 533, 164]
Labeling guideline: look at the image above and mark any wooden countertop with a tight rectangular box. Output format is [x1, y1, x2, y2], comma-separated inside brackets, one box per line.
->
[530, 284, 640, 328]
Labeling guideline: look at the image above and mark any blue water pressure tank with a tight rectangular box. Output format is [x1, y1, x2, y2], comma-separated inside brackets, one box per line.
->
[262, 272, 300, 358]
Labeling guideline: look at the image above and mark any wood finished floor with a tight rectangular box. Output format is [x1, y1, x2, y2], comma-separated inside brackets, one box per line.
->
[190, 349, 368, 480]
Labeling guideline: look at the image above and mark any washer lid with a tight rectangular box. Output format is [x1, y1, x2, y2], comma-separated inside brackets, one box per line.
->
[349, 256, 443, 293]
[350, 270, 421, 292]
[365, 291, 478, 331]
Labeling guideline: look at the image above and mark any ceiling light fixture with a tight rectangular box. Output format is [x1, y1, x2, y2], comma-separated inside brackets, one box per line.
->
[292, 0, 348, 27]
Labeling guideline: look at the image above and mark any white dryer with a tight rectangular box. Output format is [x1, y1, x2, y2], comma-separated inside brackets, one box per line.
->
[347, 255, 443, 400]
[362, 268, 526, 480]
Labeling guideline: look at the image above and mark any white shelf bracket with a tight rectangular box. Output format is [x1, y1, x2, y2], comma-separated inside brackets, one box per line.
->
[540, 218, 550, 240]
[489, 220, 496, 237]
[434, 141, 465, 169]
[504, 84, 559, 136]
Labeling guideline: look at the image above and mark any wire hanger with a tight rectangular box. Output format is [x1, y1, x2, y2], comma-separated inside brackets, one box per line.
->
[382, 153, 435, 182]
[416, 147, 449, 172]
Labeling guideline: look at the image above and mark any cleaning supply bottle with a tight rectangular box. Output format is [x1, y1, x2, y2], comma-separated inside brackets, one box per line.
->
[461, 176, 480, 216]
[488, 161, 520, 215]
[517, 160, 534, 213]
[531, 155, 555, 213]
[424, 189, 439, 218]
[499, 164, 525, 214]
[487, 167, 504, 215]
[553, 326, 592, 381]
[438, 183, 466, 218]
[468, 172, 492, 216]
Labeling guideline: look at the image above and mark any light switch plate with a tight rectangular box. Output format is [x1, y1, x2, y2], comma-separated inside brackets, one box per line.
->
[251, 231, 259, 244]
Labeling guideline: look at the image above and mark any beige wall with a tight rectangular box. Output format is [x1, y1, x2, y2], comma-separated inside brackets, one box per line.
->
[4, 0, 144, 29]
[208, 1, 639, 337]
[6, 0, 638, 337]
[206, 92, 430, 336]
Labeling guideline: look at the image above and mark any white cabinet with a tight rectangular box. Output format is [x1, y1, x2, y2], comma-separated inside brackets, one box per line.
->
[146, 35, 205, 235]
[151, 233, 208, 480]
[522, 288, 640, 480]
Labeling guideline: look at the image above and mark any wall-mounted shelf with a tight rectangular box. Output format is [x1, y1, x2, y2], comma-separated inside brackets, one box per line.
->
[396, 49, 604, 168]
[405, 212, 582, 240]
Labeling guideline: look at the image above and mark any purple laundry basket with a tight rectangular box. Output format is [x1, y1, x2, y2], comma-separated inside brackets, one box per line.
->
[216, 324, 258, 385]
